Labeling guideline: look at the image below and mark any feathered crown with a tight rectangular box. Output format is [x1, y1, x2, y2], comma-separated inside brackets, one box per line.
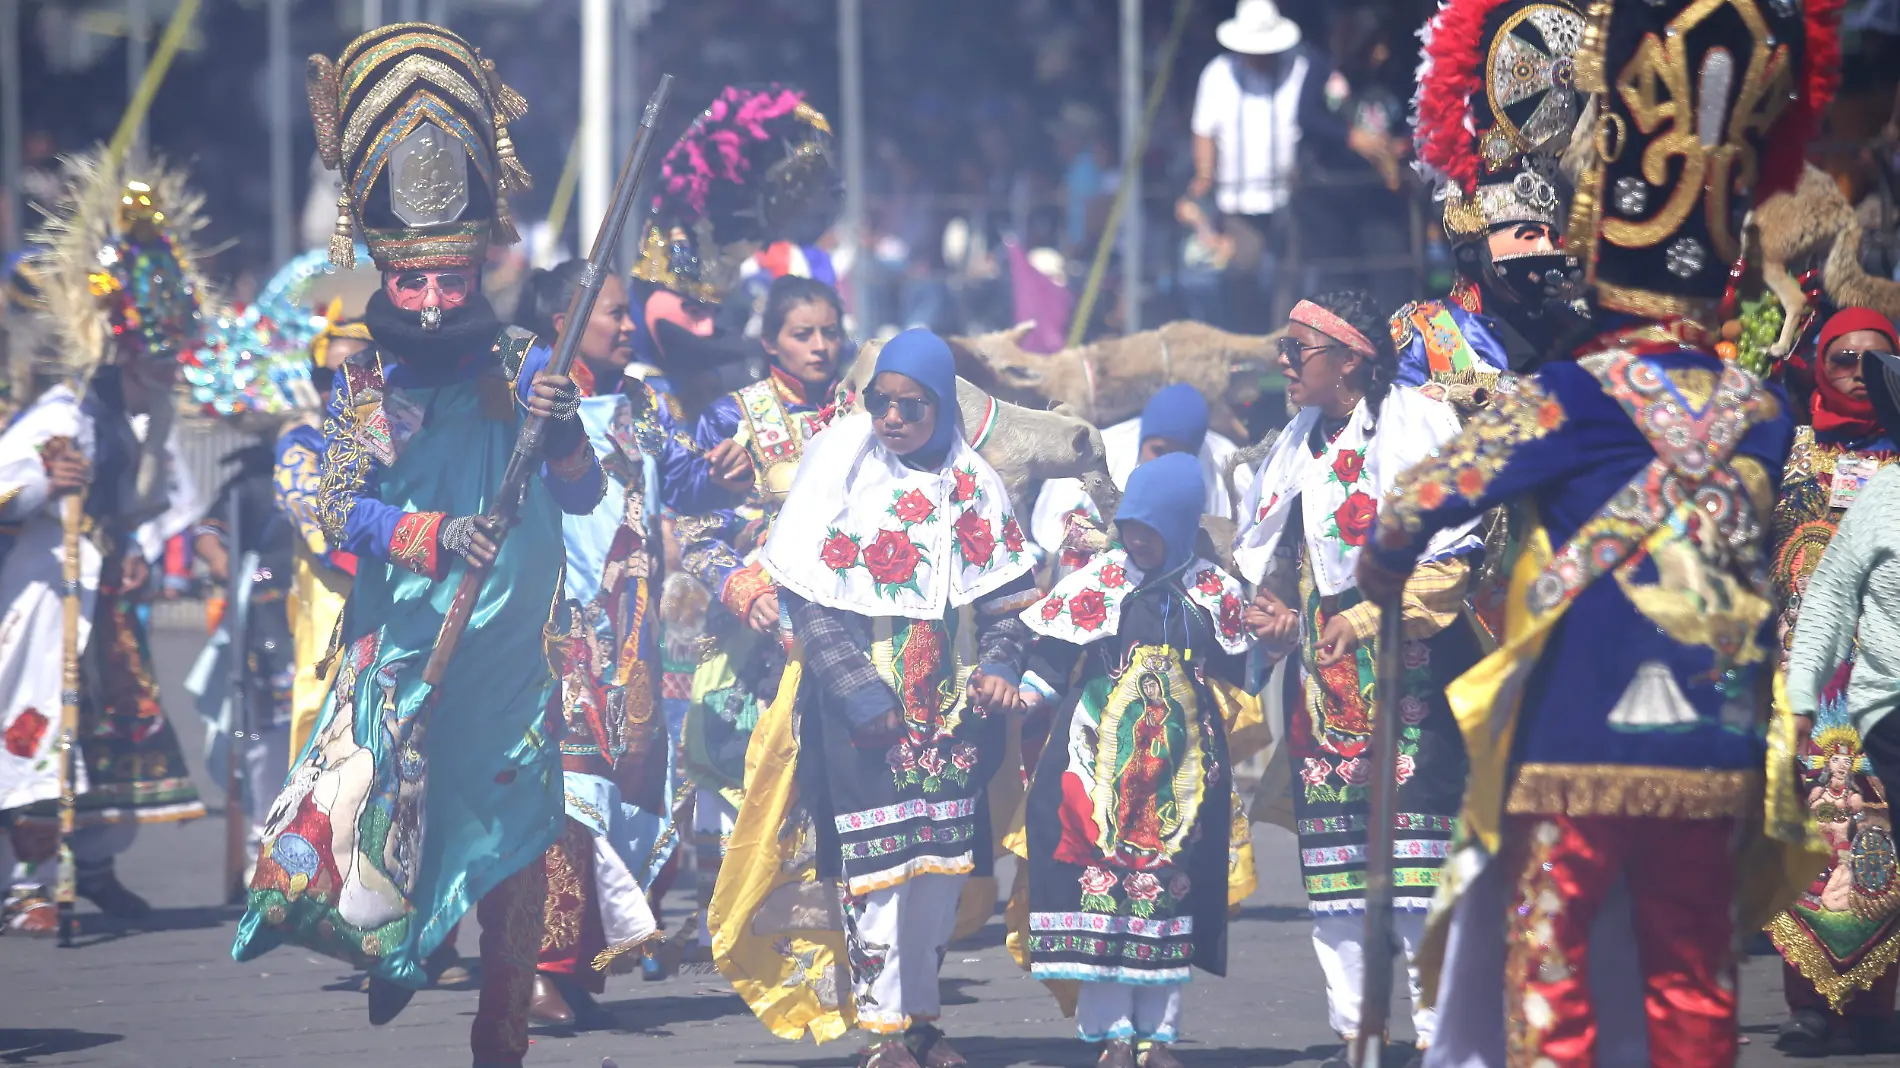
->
[1564, 0, 1845, 321]
[306, 22, 531, 272]
[1413, 0, 1586, 242]
[653, 84, 840, 251]
[28, 147, 212, 388]
[183, 249, 364, 416]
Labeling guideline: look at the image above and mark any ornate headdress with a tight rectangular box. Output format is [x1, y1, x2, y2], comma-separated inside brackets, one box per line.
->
[1415, 0, 1587, 244]
[1564, 0, 1844, 322]
[30, 148, 212, 384]
[633, 84, 840, 306]
[306, 23, 531, 272]
[183, 249, 364, 416]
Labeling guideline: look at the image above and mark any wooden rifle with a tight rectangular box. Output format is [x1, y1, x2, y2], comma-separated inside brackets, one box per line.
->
[421, 74, 674, 688]
[1352, 590, 1405, 1067]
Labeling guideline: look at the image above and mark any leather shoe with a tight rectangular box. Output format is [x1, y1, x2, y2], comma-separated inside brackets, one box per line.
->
[907, 1024, 966, 1067]
[76, 869, 152, 919]
[859, 1039, 922, 1068]
[529, 973, 575, 1026]
[366, 976, 416, 1026]
[1098, 1040, 1137, 1068]
[1137, 1043, 1183, 1068]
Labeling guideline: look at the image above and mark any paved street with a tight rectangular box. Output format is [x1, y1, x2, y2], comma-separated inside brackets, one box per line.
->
[0, 622, 1881, 1068]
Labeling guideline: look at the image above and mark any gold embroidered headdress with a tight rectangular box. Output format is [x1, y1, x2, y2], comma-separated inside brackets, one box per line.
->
[306, 22, 531, 272]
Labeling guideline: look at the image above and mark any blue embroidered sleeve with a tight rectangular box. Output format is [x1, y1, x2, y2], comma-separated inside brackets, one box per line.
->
[516, 345, 605, 516]
[318, 375, 407, 563]
[660, 390, 734, 516]
[274, 424, 327, 556]
[1370, 369, 1588, 568]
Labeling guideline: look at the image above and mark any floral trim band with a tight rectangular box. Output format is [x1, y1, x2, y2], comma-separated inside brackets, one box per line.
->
[390, 510, 446, 578]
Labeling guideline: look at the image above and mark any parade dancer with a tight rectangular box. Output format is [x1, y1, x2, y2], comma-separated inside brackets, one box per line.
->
[511, 260, 714, 1021]
[717, 329, 1037, 1067]
[1030, 383, 1250, 563]
[1018, 452, 1253, 1068]
[1772, 308, 1900, 1055]
[1393, 0, 1588, 393]
[232, 26, 604, 1068]
[2, 151, 210, 932]
[1232, 290, 1482, 1065]
[1360, 0, 1843, 1062]
[678, 274, 846, 945]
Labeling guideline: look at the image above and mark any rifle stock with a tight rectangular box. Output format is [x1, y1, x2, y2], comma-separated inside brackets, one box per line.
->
[420, 73, 674, 689]
[1353, 588, 1406, 1068]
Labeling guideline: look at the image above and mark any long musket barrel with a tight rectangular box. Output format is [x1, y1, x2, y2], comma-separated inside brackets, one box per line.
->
[421, 73, 674, 688]
[1353, 589, 1406, 1067]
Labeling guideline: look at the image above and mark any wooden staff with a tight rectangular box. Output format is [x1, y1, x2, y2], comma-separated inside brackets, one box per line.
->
[1353, 590, 1405, 1067]
[56, 491, 83, 946]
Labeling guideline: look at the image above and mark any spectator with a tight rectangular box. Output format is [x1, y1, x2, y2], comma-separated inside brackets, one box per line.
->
[1185, 0, 1340, 333]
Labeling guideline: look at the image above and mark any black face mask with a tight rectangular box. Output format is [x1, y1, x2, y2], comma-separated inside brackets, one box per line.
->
[361, 288, 503, 368]
[1458, 243, 1594, 359]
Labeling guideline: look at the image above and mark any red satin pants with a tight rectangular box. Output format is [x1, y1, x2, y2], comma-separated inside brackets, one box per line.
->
[1502, 813, 1738, 1068]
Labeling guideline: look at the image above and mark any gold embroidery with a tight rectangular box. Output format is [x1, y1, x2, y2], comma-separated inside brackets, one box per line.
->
[341, 54, 491, 158]
[1766, 911, 1900, 1012]
[1505, 819, 1568, 1066]
[1376, 377, 1566, 548]
[539, 821, 588, 953]
[1507, 763, 1759, 818]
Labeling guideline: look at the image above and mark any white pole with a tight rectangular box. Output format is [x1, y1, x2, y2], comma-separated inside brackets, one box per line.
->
[1120, 0, 1142, 334]
[1, 0, 20, 250]
[269, 0, 292, 265]
[126, 0, 149, 156]
[361, 0, 382, 30]
[838, 0, 867, 329]
[396, 0, 418, 23]
[615, 0, 643, 273]
[424, 0, 446, 26]
[579, 0, 612, 251]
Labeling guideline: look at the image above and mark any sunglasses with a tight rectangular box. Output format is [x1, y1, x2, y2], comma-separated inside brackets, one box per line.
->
[1276, 335, 1346, 370]
[392, 271, 472, 299]
[1833, 348, 1897, 368]
[864, 388, 932, 424]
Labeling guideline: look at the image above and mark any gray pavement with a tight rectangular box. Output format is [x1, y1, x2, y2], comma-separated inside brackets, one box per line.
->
[0, 624, 1882, 1067]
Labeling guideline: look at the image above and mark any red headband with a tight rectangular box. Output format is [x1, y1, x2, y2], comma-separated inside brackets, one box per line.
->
[1819, 306, 1898, 354]
[1290, 300, 1377, 356]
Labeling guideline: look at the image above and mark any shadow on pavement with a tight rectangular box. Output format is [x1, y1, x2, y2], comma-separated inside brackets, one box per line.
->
[67, 904, 238, 947]
[0, 1029, 123, 1063]
[1230, 903, 1311, 924]
[589, 990, 756, 1034]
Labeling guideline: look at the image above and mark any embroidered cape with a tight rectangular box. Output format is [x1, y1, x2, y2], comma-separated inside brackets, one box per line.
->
[1021, 548, 1250, 657]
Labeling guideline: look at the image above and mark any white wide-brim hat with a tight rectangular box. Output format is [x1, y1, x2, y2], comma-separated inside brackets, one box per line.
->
[1216, 0, 1302, 55]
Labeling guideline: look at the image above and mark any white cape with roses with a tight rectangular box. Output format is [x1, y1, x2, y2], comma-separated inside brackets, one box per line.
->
[763, 411, 1033, 620]
[1232, 385, 1479, 595]
[1020, 548, 1251, 655]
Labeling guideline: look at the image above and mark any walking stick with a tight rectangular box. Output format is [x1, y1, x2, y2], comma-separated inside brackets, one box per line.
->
[55, 492, 83, 947]
[222, 491, 257, 905]
[1353, 589, 1406, 1067]
[420, 73, 674, 688]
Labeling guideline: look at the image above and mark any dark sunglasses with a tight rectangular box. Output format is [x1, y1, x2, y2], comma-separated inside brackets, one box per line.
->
[1276, 335, 1346, 370]
[1835, 348, 1897, 368]
[864, 388, 932, 424]
[393, 271, 472, 298]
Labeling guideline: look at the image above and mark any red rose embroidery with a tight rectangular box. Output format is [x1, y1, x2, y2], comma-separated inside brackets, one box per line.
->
[1099, 563, 1128, 589]
[1040, 595, 1065, 621]
[1331, 449, 1365, 484]
[1067, 588, 1109, 632]
[951, 466, 979, 503]
[1195, 569, 1223, 596]
[1332, 491, 1378, 547]
[863, 529, 923, 586]
[952, 508, 996, 567]
[891, 488, 935, 526]
[820, 531, 859, 572]
[1218, 592, 1243, 638]
[1001, 516, 1026, 554]
[5, 708, 48, 758]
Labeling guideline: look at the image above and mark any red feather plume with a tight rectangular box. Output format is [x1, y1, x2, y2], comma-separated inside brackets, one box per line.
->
[1759, 0, 1846, 198]
[1416, 0, 1515, 194]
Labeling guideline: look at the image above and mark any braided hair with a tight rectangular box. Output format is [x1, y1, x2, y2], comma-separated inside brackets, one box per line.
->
[1306, 289, 1398, 419]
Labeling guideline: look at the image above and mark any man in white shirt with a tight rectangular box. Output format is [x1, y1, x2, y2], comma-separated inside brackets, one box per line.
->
[1185, 0, 1331, 334]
